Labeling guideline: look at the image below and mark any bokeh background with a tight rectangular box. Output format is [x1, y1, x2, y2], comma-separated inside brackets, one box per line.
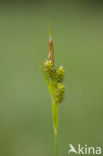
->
[0, 0, 103, 156]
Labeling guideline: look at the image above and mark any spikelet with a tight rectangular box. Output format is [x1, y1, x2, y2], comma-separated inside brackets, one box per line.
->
[55, 83, 64, 104]
[44, 60, 55, 78]
[56, 65, 64, 83]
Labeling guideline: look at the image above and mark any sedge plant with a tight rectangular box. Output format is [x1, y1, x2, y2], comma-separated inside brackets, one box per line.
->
[39, 21, 65, 156]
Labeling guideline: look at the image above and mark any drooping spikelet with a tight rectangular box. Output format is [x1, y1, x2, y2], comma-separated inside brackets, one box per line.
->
[44, 60, 55, 78]
[55, 83, 64, 104]
[56, 65, 64, 83]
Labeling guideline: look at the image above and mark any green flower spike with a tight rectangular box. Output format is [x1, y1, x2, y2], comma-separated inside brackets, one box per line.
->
[38, 20, 65, 156]
[55, 83, 65, 104]
[56, 65, 64, 83]
[44, 60, 55, 79]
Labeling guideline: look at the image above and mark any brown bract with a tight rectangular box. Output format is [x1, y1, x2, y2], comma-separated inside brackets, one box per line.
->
[48, 39, 54, 65]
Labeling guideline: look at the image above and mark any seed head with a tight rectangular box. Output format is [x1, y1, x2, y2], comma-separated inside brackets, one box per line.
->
[55, 83, 64, 104]
[56, 65, 64, 83]
[44, 60, 55, 78]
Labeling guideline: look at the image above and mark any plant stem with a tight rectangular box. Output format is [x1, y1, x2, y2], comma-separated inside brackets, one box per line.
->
[52, 99, 59, 156]
[54, 129, 58, 156]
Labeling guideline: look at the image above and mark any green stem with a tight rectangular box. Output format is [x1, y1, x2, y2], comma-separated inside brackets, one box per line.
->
[52, 99, 58, 156]
[54, 129, 58, 156]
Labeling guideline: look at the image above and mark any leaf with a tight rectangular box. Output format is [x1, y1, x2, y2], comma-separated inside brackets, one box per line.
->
[36, 55, 53, 95]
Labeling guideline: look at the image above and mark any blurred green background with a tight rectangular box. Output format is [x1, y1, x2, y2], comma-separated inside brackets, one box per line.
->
[0, 0, 103, 156]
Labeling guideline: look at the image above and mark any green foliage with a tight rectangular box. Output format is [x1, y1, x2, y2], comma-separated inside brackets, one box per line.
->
[39, 57, 65, 156]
